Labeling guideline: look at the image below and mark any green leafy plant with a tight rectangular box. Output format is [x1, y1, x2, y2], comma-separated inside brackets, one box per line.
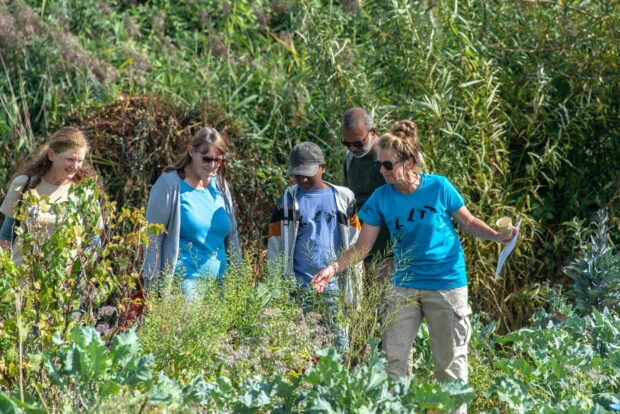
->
[477, 305, 620, 413]
[0, 180, 150, 393]
[42, 326, 153, 412]
[0, 392, 45, 414]
[298, 342, 475, 413]
[3, 323, 478, 413]
[564, 209, 620, 313]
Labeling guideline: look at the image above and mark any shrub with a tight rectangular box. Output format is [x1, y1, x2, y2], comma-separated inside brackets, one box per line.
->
[564, 209, 620, 313]
[0, 180, 149, 391]
[3, 328, 478, 413]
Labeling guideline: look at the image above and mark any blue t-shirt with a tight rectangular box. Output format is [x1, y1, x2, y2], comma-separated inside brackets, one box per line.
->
[176, 177, 231, 280]
[358, 174, 466, 290]
[293, 187, 342, 292]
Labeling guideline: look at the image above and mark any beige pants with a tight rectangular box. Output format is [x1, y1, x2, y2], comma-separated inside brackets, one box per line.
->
[382, 285, 471, 413]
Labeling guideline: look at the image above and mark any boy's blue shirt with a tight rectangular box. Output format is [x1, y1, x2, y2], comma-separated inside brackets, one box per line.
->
[293, 186, 341, 292]
[359, 173, 467, 290]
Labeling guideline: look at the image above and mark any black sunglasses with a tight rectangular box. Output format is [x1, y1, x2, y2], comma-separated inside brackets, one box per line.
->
[373, 160, 403, 171]
[202, 156, 225, 164]
[341, 139, 366, 149]
[341, 130, 370, 148]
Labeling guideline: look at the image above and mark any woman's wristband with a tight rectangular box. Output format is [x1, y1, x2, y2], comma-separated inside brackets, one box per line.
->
[330, 262, 339, 273]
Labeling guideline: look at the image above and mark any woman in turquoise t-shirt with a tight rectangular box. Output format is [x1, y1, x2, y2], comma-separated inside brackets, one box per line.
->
[142, 127, 241, 300]
[312, 120, 515, 413]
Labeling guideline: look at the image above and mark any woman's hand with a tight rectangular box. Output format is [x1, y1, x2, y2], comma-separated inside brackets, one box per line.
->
[311, 263, 338, 293]
[496, 226, 518, 244]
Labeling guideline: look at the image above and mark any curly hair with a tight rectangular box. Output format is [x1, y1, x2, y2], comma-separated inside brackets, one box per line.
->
[17, 127, 97, 189]
[377, 120, 424, 172]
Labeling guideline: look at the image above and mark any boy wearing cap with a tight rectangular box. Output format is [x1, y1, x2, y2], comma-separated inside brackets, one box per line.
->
[267, 142, 362, 353]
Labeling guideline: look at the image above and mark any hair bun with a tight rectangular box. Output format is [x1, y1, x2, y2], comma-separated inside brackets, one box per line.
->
[390, 120, 418, 142]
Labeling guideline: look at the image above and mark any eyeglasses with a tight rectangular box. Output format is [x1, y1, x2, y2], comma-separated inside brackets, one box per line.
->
[373, 160, 403, 171]
[202, 156, 225, 164]
[341, 131, 370, 149]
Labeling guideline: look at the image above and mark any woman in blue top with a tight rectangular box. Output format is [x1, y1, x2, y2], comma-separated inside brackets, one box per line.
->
[142, 127, 241, 300]
[312, 120, 515, 410]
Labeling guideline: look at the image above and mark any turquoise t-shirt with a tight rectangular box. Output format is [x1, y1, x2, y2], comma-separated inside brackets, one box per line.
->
[176, 177, 231, 280]
[293, 187, 341, 292]
[358, 174, 466, 290]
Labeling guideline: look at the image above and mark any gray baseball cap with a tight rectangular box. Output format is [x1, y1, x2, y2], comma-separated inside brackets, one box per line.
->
[287, 142, 325, 177]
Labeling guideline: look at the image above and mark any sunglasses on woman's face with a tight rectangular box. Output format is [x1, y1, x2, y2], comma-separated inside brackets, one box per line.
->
[202, 156, 225, 164]
[373, 159, 403, 171]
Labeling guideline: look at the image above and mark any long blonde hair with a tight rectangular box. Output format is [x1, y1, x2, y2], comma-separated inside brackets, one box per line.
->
[17, 127, 96, 189]
[165, 127, 229, 190]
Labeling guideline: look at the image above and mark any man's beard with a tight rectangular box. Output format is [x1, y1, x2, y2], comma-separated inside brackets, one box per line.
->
[350, 143, 374, 158]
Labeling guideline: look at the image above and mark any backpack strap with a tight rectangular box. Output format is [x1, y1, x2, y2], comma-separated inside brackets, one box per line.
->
[282, 187, 290, 272]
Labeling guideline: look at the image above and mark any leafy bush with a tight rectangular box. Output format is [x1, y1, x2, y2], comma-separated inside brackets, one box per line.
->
[475, 307, 620, 413]
[297, 343, 475, 413]
[564, 209, 620, 313]
[0, 181, 148, 391]
[2, 323, 476, 413]
[0, 392, 44, 414]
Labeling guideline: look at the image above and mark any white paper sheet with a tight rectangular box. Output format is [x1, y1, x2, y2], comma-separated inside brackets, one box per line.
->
[494, 217, 522, 281]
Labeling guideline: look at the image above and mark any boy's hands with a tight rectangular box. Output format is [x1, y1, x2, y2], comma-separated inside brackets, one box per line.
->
[311, 263, 338, 293]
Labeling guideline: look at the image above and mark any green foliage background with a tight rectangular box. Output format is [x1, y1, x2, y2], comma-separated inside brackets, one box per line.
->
[1, 0, 619, 330]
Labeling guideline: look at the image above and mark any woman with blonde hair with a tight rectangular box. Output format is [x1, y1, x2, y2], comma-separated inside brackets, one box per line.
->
[312, 120, 516, 414]
[142, 127, 241, 299]
[0, 127, 97, 253]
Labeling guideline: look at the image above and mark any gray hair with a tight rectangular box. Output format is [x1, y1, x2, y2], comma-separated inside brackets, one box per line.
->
[342, 107, 374, 131]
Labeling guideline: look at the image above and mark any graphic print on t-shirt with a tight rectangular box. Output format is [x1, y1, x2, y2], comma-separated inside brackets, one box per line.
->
[297, 210, 336, 240]
[358, 174, 468, 290]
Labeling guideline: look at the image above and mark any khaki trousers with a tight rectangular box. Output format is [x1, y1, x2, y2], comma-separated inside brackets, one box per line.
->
[382, 285, 472, 413]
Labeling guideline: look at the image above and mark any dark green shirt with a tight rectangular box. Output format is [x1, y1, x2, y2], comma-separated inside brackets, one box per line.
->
[343, 151, 391, 260]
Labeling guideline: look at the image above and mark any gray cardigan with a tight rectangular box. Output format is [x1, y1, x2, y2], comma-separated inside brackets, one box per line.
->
[141, 171, 241, 287]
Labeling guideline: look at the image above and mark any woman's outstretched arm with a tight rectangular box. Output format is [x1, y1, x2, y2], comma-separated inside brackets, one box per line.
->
[452, 206, 516, 244]
[311, 222, 381, 293]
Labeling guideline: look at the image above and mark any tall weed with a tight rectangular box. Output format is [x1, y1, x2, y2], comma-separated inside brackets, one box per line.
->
[138, 257, 330, 383]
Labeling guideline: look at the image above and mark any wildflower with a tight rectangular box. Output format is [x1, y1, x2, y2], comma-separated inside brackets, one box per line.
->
[96, 323, 110, 335]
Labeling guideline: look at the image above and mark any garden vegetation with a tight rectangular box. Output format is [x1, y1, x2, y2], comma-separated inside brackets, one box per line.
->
[1, 0, 619, 412]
